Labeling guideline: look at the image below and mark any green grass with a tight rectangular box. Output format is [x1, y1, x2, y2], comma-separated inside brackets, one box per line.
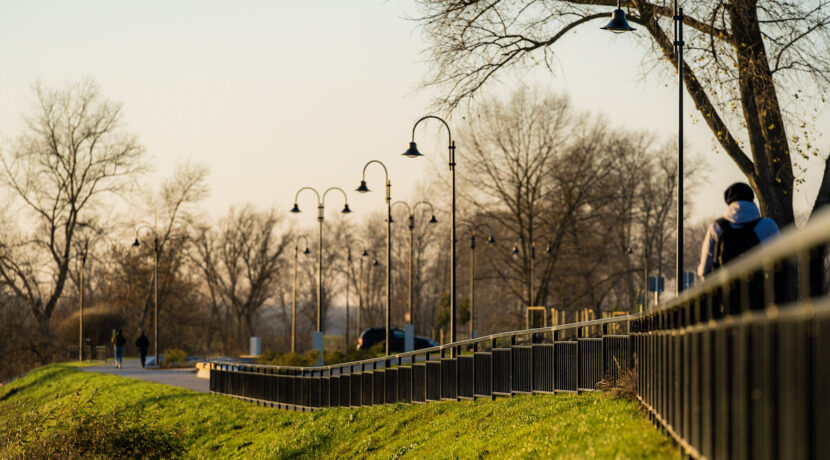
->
[0, 364, 680, 459]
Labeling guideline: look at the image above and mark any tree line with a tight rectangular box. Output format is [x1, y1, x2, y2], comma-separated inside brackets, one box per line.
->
[0, 80, 701, 381]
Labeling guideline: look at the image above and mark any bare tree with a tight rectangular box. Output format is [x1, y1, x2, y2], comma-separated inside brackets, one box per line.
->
[192, 205, 289, 351]
[458, 88, 610, 310]
[415, 0, 830, 226]
[0, 79, 145, 334]
[134, 160, 209, 329]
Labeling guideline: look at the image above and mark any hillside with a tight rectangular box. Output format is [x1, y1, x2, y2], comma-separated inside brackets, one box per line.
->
[0, 364, 679, 459]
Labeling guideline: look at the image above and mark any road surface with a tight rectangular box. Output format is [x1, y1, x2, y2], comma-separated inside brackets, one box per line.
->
[82, 358, 209, 393]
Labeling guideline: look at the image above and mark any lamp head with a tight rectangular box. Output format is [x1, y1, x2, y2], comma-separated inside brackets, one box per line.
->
[132, 238, 140, 248]
[303, 247, 311, 255]
[601, 8, 636, 33]
[429, 215, 438, 224]
[512, 244, 519, 255]
[290, 203, 301, 213]
[403, 141, 422, 158]
[388, 215, 394, 224]
[625, 247, 634, 255]
[362, 249, 368, 257]
[356, 180, 370, 193]
[372, 259, 379, 266]
[545, 245, 552, 254]
[342, 203, 352, 214]
[486, 235, 496, 244]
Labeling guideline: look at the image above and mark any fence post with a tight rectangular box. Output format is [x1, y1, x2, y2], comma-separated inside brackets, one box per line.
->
[576, 324, 582, 394]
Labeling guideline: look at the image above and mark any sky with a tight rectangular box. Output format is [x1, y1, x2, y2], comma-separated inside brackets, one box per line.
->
[1, 0, 828, 230]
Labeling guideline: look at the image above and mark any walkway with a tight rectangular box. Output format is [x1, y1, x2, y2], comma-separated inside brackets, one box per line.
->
[82, 358, 209, 393]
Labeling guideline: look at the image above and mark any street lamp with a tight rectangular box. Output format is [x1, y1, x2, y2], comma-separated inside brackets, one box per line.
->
[345, 239, 369, 350]
[460, 222, 496, 339]
[291, 236, 311, 353]
[79, 239, 88, 361]
[626, 247, 648, 312]
[132, 225, 160, 366]
[290, 187, 351, 335]
[356, 160, 393, 356]
[76, 222, 112, 362]
[512, 237, 553, 306]
[602, 0, 684, 294]
[391, 200, 437, 333]
[405, 115, 459, 345]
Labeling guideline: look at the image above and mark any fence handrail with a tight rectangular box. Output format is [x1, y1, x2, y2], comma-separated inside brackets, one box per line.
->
[650, 206, 830, 316]
[209, 314, 633, 373]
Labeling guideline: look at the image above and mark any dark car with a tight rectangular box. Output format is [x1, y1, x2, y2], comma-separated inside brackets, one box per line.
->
[357, 327, 440, 353]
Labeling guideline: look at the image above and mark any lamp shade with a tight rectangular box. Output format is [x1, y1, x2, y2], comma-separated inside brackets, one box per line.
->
[403, 142, 422, 158]
[342, 203, 352, 214]
[512, 245, 519, 255]
[388, 215, 394, 224]
[601, 8, 636, 33]
[356, 180, 370, 193]
[487, 235, 496, 244]
[362, 249, 368, 257]
[290, 203, 301, 213]
[132, 238, 140, 247]
[303, 247, 311, 255]
[372, 259, 379, 266]
[429, 215, 438, 224]
[545, 245, 553, 254]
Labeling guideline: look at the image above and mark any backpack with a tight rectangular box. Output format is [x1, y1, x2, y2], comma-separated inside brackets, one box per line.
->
[711, 218, 761, 271]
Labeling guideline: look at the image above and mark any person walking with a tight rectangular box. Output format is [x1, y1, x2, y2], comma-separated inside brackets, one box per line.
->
[697, 182, 780, 279]
[112, 329, 127, 369]
[135, 330, 150, 368]
[697, 182, 780, 314]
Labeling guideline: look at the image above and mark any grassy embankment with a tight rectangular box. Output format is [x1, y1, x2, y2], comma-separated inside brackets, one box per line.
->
[0, 363, 679, 459]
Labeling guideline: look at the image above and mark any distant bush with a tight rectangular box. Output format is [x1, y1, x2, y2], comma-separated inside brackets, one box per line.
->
[163, 348, 188, 367]
[56, 305, 125, 347]
[0, 392, 183, 459]
[258, 343, 384, 367]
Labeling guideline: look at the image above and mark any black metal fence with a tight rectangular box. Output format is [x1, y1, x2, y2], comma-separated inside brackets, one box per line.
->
[632, 210, 830, 459]
[68, 345, 111, 361]
[210, 211, 830, 459]
[210, 317, 633, 411]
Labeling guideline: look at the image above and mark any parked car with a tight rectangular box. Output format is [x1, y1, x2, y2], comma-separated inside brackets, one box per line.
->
[357, 327, 439, 353]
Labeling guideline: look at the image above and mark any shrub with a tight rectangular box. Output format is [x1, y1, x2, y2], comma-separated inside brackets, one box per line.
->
[0, 392, 183, 459]
[163, 348, 188, 367]
[596, 355, 638, 400]
[56, 305, 126, 347]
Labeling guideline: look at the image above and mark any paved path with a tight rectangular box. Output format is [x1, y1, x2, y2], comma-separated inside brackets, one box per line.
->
[82, 358, 209, 393]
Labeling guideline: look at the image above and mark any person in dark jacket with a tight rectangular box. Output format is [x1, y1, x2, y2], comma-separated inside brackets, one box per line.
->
[697, 182, 779, 279]
[135, 330, 150, 368]
[697, 183, 781, 314]
[111, 329, 127, 369]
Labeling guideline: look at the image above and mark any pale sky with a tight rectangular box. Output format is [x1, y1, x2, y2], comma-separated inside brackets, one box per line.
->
[1, 0, 827, 229]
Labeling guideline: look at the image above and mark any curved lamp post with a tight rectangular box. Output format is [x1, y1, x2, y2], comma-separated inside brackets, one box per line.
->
[132, 224, 160, 366]
[626, 246, 649, 312]
[345, 239, 369, 349]
[460, 222, 496, 339]
[391, 200, 437, 331]
[291, 187, 351, 334]
[291, 235, 311, 353]
[404, 115, 459, 345]
[512, 237, 553, 306]
[77, 238, 89, 361]
[356, 160, 393, 355]
[76, 222, 114, 361]
[602, 0, 684, 294]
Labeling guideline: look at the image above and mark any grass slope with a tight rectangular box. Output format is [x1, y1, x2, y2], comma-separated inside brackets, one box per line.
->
[0, 364, 679, 459]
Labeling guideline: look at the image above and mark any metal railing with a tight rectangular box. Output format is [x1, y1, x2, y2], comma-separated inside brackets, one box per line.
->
[632, 209, 830, 459]
[68, 345, 111, 361]
[210, 209, 830, 459]
[210, 316, 633, 410]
